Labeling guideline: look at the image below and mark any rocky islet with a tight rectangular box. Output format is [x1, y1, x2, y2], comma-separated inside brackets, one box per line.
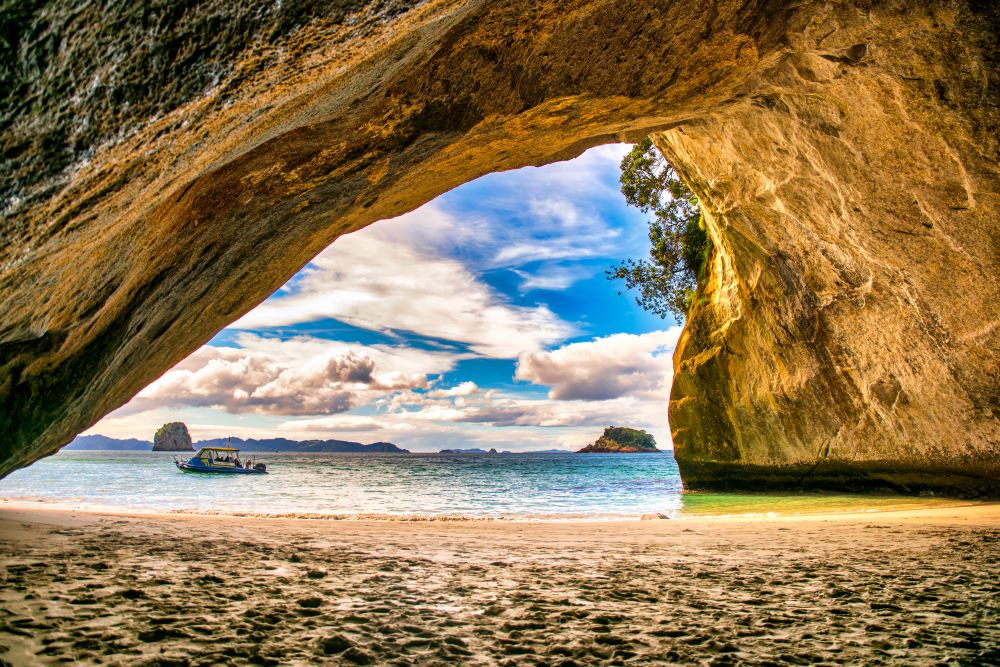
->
[151, 422, 193, 452]
[578, 427, 660, 453]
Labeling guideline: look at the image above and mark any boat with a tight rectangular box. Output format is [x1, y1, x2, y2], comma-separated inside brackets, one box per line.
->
[175, 443, 267, 474]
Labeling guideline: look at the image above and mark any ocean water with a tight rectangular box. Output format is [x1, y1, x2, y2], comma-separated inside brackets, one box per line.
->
[0, 450, 964, 519]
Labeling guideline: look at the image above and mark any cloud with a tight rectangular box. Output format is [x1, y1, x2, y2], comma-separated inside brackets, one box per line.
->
[512, 264, 594, 292]
[131, 334, 459, 416]
[276, 415, 415, 434]
[231, 217, 573, 358]
[427, 381, 479, 398]
[390, 144, 632, 263]
[82, 144, 677, 451]
[379, 384, 668, 432]
[469, 144, 631, 206]
[227, 143, 639, 354]
[450, 397, 659, 428]
[514, 329, 682, 401]
[487, 199, 621, 268]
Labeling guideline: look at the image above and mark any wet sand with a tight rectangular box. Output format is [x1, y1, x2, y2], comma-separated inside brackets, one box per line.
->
[1, 504, 998, 666]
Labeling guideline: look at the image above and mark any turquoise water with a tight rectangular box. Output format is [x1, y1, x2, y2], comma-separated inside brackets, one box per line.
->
[0, 451, 963, 519]
[0, 451, 683, 519]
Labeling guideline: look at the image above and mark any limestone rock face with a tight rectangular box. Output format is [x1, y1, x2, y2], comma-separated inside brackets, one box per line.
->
[0, 1, 997, 493]
[661, 5, 1000, 496]
[152, 422, 193, 452]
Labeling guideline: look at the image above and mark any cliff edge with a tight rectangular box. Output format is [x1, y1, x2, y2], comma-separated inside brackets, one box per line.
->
[661, 6, 999, 497]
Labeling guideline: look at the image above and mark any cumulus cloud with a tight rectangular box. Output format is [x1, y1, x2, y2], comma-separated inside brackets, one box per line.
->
[226, 145, 639, 354]
[379, 384, 667, 432]
[427, 381, 479, 398]
[132, 334, 459, 416]
[383, 144, 633, 267]
[231, 218, 572, 358]
[514, 329, 682, 401]
[83, 144, 676, 451]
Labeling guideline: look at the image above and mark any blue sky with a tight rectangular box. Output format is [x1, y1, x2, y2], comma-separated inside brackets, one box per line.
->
[88, 145, 684, 451]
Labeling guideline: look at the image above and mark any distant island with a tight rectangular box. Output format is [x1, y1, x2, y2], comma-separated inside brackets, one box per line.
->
[439, 448, 571, 454]
[440, 448, 509, 454]
[199, 437, 408, 454]
[577, 427, 660, 453]
[63, 434, 153, 451]
[64, 433, 408, 454]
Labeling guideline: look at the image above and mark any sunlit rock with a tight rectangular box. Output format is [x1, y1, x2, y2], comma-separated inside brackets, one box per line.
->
[0, 1, 996, 494]
[152, 422, 193, 452]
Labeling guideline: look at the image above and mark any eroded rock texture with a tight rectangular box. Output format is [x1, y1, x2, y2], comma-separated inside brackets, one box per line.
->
[1, 0, 997, 492]
[662, 4, 1000, 496]
[152, 422, 193, 452]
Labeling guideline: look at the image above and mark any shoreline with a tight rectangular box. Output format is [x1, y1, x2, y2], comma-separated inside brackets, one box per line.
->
[2, 504, 997, 665]
[1, 497, 997, 526]
[0, 495, 991, 524]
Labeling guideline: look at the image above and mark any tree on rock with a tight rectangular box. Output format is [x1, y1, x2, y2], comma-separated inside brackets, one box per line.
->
[609, 137, 710, 321]
[578, 427, 660, 453]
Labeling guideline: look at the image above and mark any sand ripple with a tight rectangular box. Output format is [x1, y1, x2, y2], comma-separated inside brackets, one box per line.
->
[0, 510, 998, 665]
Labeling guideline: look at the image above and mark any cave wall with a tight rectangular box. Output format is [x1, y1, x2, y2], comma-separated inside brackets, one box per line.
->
[662, 3, 1000, 495]
[0, 0, 997, 492]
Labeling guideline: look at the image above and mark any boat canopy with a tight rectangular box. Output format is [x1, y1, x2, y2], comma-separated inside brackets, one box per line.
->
[177, 444, 266, 474]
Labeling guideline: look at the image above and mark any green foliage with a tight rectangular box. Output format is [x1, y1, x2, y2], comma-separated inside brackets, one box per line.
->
[579, 426, 659, 454]
[578, 426, 659, 452]
[601, 426, 657, 450]
[609, 137, 710, 321]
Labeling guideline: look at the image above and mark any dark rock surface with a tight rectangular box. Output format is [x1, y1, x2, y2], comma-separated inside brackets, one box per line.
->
[0, 1, 997, 494]
[152, 422, 193, 452]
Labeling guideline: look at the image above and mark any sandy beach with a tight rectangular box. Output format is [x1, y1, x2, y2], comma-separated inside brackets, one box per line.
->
[1, 504, 998, 666]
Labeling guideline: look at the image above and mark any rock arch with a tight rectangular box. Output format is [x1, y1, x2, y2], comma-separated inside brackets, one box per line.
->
[1, 0, 997, 492]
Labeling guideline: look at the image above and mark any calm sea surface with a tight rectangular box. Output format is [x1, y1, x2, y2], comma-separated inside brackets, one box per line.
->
[0, 451, 963, 519]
